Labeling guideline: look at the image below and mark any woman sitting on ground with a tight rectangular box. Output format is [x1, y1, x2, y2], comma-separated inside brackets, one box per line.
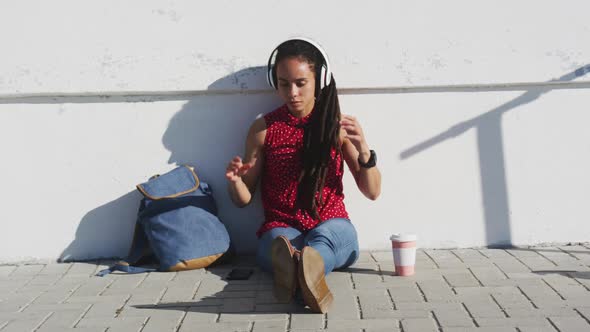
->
[226, 37, 381, 313]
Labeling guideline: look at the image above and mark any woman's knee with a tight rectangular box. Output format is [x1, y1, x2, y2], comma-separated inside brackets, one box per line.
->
[256, 227, 303, 273]
[306, 218, 358, 246]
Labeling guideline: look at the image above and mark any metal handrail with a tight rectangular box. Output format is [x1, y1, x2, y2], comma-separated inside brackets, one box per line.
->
[1, 80, 589, 101]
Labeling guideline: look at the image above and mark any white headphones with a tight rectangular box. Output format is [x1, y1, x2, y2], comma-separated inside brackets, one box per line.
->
[266, 37, 332, 91]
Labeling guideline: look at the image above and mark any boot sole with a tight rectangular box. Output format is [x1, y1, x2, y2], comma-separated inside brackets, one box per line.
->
[271, 236, 296, 303]
[298, 246, 333, 313]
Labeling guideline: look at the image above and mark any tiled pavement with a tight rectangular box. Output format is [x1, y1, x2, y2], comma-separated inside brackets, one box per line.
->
[1, 245, 590, 332]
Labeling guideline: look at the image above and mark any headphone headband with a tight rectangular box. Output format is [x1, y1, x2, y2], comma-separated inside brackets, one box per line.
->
[266, 37, 332, 91]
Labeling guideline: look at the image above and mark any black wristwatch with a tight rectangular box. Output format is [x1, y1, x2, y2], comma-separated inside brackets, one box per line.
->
[358, 150, 377, 168]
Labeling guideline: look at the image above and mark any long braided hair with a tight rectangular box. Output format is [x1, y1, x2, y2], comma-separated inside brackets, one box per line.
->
[274, 40, 342, 220]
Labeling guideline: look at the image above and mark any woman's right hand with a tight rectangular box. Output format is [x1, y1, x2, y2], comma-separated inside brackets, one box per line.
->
[225, 156, 253, 183]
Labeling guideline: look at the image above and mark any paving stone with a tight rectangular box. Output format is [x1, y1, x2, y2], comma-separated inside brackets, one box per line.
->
[517, 283, 563, 308]
[389, 309, 431, 319]
[577, 306, 590, 321]
[64, 295, 129, 306]
[224, 283, 271, 292]
[395, 302, 463, 311]
[82, 301, 127, 318]
[475, 317, 553, 328]
[548, 315, 590, 332]
[517, 327, 555, 332]
[0, 266, 17, 276]
[36, 327, 107, 332]
[417, 280, 455, 302]
[0, 312, 51, 332]
[118, 306, 186, 320]
[389, 285, 424, 303]
[558, 245, 590, 263]
[432, 307, 474, 327]
[442, 328, 517, 332]
[493, 259, 531, 273]
[220, 298, 256, 313]
[357, 289, 394, 318]
[326, 293, 359, 320]
[100, 275, 146, 294]
[22, 302, 91, 314]
[125, 290, 167, 307]
[36, 309, 88, 329]
[0, 311, 50, 324]
[443, 272, 480, 287]
[364, 328, 401, 332]
[218, 312, 286, 322]
[290, 312, 324, 329]
[468, 267, 508, 286]
[32, 288, 78, 304]
[173, 306, 217, 325]
[251, 319, 288, 331]
[254, 290, 281, 304]
[463, 299, 505, 318]
[351, 272, 383, 289]
[10, 265, 45, 276]
[27, 275, 62, 286]
[75, 316, 146, 330]
[160, 282, 200, 302]
[381, 276, 420, 288]
[326, 271, 353, 288]
[178, 321, 251, 332]
[413, 258, 439, 270]
[506, 250, 556, 270]
[478, 249, 513, 259]
[140, 314, 185, 332]
[327, 318, 399, 329]
[531, 247, 581, 266]
[424, 250, 465, 268]
[0, 279, 29, 296]
[70, 278, 112, 297]
[504, 307, 578, 318]
[255, 303, 307, 313]
[401, 317, 438, 331]
[194, 278, 227, 298]
[64, 263, 100, 276]
[37, 263, 71, 276]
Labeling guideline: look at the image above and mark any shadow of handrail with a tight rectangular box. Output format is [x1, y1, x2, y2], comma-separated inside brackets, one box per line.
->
[400, 65, 590, 248]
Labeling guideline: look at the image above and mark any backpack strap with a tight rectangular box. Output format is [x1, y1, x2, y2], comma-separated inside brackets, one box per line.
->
[96, 261, 156, 276]
[96, 217, 155, 277]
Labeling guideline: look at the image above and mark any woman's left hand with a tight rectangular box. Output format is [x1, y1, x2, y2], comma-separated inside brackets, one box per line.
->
[340, 114, 371, 160]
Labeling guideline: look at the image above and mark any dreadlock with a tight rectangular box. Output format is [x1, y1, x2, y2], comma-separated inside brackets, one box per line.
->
[274, 40, 342, 220]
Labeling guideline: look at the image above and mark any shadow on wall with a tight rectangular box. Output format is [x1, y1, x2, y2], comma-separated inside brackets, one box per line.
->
[60, 191, 142, 262]
[400, 65, 590, 248]
[162, 66, 282, 255]
[61, 66, 282, 260]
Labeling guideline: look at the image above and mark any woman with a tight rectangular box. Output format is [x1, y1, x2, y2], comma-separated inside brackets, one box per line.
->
[226, 37, 381, 313]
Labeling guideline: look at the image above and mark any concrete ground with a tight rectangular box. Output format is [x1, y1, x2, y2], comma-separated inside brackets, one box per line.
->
[1, 246, 590, 332]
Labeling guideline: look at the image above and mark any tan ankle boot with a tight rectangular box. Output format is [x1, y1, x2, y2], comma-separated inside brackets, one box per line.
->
[271, 236, 297, 303]
[298, 246, 333, 313]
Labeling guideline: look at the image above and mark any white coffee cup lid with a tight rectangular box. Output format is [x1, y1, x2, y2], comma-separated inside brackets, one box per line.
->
[390, 233, 417, 242]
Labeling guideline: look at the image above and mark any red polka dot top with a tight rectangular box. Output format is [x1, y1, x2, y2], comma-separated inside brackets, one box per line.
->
[256, 104, 349, 238]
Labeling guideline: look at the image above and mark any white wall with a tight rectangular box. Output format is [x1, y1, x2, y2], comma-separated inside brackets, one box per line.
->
[1, 1, 589, 262]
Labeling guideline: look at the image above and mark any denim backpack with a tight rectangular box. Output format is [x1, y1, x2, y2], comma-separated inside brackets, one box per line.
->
[97, 165, 231, 276]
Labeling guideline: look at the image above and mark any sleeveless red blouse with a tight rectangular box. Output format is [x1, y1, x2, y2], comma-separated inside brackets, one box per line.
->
[256, 104, 349, 237]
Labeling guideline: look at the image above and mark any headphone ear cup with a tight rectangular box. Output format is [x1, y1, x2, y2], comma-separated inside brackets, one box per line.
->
[268, 65, 276, 89]
[319, 65, 327, 90]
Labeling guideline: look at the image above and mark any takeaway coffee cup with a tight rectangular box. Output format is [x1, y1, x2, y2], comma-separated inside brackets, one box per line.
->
[390, 234, 417, 276]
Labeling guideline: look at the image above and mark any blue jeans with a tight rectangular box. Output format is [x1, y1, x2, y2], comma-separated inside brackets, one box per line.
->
[257, 218, 359, 275]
